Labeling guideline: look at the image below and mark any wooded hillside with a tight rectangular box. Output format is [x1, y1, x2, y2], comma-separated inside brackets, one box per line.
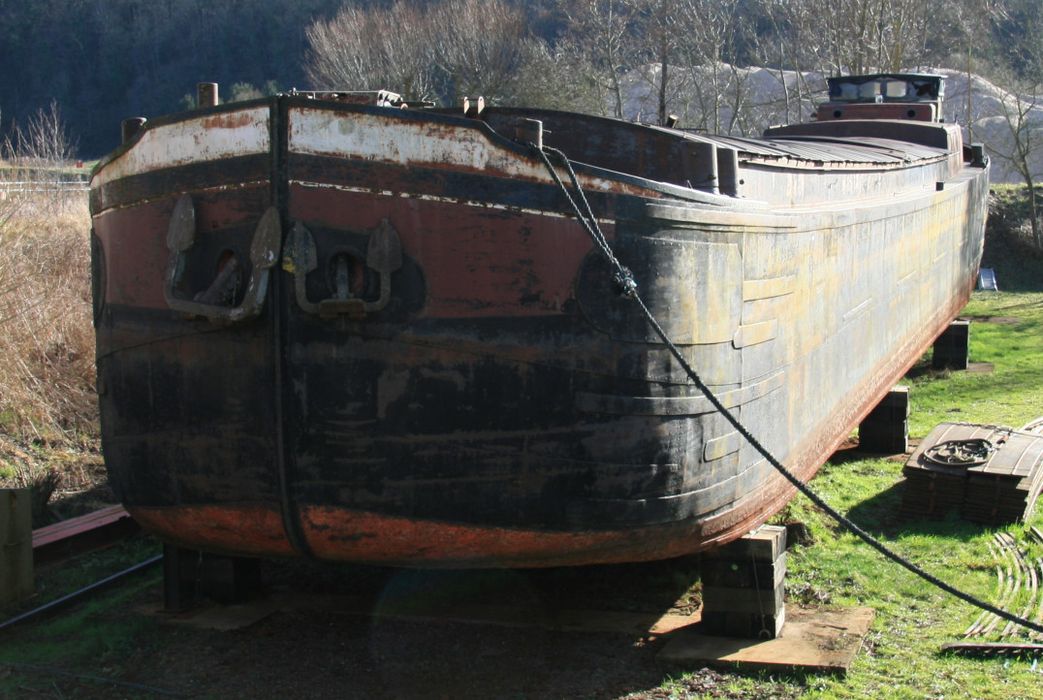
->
[0, 0, 1040, 158]
[0, 0, 345, 155]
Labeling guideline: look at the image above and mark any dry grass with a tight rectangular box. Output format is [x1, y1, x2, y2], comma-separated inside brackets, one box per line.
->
[0, 179, 100, 519]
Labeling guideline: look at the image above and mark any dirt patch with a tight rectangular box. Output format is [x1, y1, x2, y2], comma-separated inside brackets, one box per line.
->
[128, 607, 669, 699]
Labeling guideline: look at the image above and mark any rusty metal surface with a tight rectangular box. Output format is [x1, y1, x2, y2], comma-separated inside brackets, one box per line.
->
[90, 89, 989, 567]
[709, 131, 947, 164]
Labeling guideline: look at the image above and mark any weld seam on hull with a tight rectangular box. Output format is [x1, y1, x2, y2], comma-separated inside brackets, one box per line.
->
[575, 370, 784, 416]
[288, 179, 611, 224]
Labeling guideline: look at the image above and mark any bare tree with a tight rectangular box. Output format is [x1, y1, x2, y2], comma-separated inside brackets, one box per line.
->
[563, 0, 642, 119]
[306, 0, 545, 108]
[669, 0, 756, 134]
[427, 0, 538, 104]
[987, 73, 1043, 248]
[766, 0, 934, 77]
[622, 0, 687, 126]
[2, 101, 76, 166]
[305, 2, 440, 101]
[510, 37, 603, 113]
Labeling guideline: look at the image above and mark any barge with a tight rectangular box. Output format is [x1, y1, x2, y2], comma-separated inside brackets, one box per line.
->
[90, 73, 989, 567]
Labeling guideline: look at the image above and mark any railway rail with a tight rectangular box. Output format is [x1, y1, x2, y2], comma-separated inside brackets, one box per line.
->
[946, 526, 1043, 656]
[0, 505, 153, 633]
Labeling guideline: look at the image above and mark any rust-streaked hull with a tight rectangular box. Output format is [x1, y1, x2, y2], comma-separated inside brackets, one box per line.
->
[90, 97, 988, 567]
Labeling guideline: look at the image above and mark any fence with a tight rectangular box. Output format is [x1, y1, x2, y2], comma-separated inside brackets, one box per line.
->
[0, 180, 89, 194]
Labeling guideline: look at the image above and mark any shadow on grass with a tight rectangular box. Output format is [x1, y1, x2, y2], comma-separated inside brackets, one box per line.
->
[844, 479, 990, 543]
[49, 481, 117, 522]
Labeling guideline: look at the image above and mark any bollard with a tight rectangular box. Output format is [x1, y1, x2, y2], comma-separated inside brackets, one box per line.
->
[197, 82, 219, 108]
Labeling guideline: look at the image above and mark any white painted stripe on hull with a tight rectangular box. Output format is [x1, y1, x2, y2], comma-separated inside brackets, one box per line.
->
[91, 107, 271, 187]
[287, 107, 627, 195]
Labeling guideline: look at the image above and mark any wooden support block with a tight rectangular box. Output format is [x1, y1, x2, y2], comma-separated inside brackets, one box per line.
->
[199, 554, 261, 605]
[863, 385, 909, 422]
[706, 525, 787, 563]
[933, 320, 970, 370]
[701, 553, 787, 591]
[163, 544, 198, 612]
[860, 386, 909, 453]
[1, 489, 34, 607]
[859, 421, 908, 454]
[164, 545, 262, 611]
[700, 525, 788, 639]
[702, 581, 784, 615]
[700, 608, 786, 639]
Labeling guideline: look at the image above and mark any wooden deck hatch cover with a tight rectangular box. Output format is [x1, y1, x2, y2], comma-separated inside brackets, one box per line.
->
[901, 422, 1043, 524]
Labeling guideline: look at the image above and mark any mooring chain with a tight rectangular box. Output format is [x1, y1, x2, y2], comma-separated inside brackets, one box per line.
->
[531, 142, 1043, 636]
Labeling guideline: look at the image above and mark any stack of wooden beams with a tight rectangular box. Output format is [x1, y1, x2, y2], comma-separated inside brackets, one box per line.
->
[963, 430, 1043, 524]
[700, 525, 787, 639]
[901, 423, 1043, 525]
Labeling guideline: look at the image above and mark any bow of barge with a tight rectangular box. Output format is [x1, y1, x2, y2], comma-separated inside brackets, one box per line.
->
[90, 74, 989, 567]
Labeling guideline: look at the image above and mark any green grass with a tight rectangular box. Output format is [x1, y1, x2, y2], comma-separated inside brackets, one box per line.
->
[908, 292, 1043, 436]
[799, 291, 1043, 698]
[782, 445, 1043, 699]
[0, 536, 162, 697]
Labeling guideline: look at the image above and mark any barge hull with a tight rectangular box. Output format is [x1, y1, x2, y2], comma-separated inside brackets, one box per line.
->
[90, 96, 988, 567]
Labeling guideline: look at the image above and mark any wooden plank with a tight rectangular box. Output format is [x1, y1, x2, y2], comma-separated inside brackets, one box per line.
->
[32, 505, 137, 566]
[706, 525, 787, 562]
[1, 489, 34, 606]
[160, 591, 700, 636]
[32, 504, 131, 548]
[656, 606, 875, 674]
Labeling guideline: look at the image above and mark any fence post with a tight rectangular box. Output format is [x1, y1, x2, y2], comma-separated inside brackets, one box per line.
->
[1, 488, 34, 607]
